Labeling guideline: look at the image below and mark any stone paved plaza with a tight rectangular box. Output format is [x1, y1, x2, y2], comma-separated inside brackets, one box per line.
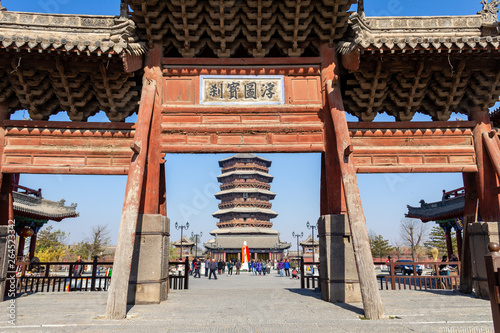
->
[0, 271, 494, 332]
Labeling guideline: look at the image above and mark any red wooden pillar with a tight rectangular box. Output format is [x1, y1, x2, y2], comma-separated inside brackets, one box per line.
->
[470, 107, 500, 221]
[321, 44, 384, 319]
[29, 234, 37, 260]
[17, 236, 25, 259]
[0, 103, 8, 191]
[445, 229, 453, 258]
[106, 45, 161, 319]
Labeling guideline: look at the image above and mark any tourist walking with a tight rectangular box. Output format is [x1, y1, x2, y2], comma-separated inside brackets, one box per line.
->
[266, 261, 271, 275]
[278, 259, 285, 277]
[284, 259, 290, 277]
[205, 258, 209, 277]
[218, 260, 224, 275]
[208, 259, 218, 280]
[72, 255, 84, 289]
[257, 260, 263, 275]
[193, 259, 201, 278]
[235, 260, 241, 275]
[227, 261, 233, 276]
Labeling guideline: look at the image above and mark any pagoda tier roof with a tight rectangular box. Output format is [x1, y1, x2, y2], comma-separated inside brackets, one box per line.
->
[217, 170, 273, 181]
[212, 207, 278, 218]
[214, 188, 276, 199]
[13, 191, 78, 222]
[204, 229, 290, 250]
[0, 11, 147, 57]
[172, 236, 195, 247]
[218, 154, 271, 167]
[406, 195, 465, 223]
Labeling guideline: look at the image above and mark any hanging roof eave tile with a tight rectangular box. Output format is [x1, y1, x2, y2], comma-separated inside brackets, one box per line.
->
[0, 11, 147, 56]
[347, 12, 500, 54]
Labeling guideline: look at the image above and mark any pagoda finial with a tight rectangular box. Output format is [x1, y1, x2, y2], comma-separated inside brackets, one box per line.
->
[357, 0, 365, 19]
[479, 0, 500, 23]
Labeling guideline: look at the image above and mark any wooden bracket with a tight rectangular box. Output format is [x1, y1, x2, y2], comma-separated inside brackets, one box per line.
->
[130, 142, 141, 154]
[344, 144, 354, 156]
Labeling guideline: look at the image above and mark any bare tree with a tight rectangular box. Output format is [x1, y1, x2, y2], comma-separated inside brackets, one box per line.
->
[74, 225, 111, 260]
[399, 218, 428, 261]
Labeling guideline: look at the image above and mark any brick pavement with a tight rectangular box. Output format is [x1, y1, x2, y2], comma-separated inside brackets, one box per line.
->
[0, 270, 494, 332]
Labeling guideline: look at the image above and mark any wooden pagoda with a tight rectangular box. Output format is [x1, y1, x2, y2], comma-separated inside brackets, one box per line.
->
[0, 0, 499, 320]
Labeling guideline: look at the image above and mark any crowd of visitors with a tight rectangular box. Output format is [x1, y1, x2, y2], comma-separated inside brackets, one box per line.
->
[183, 258, 299, 279]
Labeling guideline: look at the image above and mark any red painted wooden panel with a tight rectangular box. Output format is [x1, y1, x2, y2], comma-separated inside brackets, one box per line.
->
[163, 78, 196, 104]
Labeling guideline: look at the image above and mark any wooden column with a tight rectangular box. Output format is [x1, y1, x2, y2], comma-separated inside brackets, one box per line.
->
[141, 46, 163, 215]
[105, 77, 157, 319]
[470, 107, 500, 221]
[321, 44, 384, 319]
[445, 229, 453, 258]
[17, 236, 25, 259]
[456, 229, 463, 260]
[460, 172, 479, 293]
[0, 103, 8, 190]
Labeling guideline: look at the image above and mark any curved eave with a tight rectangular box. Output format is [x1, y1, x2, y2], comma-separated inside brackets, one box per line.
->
[218, 154, 272, 167]
[212, 208, 278, 218]
[0, 11, 147, 57]
[214, 188, 276, 199]
[217, 170, 273, 181]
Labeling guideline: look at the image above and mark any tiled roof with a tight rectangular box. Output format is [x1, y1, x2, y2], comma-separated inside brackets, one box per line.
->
[210, 227, 280, 235]
[406, 196, 465, 222]
[172, 236, 195, 247]
[0, 11, 147, 56]
[347, 12, 500, 55]
[13, 191, 78, 222]
[204, 234, 290, 250]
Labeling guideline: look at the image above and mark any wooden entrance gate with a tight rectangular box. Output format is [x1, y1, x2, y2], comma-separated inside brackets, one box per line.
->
[1, 0, 500, 321]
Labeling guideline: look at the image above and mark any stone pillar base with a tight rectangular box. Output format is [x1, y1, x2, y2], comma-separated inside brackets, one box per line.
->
[319, 214, 362, 303]
[469, 222, 500, 299]
[128, 214, 170, 305]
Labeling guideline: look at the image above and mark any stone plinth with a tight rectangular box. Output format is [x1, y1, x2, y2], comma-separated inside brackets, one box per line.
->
[318, 214, 361, 303]
[128, 214, 170, 304]
[469, 222, 500, 299]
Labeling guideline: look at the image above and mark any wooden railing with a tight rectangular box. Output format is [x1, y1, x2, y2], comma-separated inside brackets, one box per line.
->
[16, 258, 113, 294]
[300, 258, 320, 289]
[484, 242, 500, 332]
[169, 258, 189, 290]
[376, 261, 461, 291]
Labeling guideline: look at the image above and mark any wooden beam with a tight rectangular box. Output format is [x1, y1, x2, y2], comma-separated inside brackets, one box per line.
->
[105, 79, 157, 320]
[322, 45, 384, 320]
[161, 57, 322, 66]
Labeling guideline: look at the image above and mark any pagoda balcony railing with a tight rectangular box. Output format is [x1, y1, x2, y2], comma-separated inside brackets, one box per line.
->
[221, 165, 269, 173]
[218, 201, 272, 209]
[220, 182, 271, 191]
[217, 221, 273, 228]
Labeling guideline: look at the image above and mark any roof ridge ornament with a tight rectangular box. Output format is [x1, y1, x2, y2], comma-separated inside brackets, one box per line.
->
[357, 0, 365, 19]
[0, 1, 6, 11]
[479, 0, 500, 24]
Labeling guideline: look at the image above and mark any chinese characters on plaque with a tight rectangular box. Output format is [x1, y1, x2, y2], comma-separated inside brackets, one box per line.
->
[200, 75, 284, 105]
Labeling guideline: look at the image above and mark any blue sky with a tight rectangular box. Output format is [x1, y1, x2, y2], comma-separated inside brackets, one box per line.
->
[3, 1, 497, 251]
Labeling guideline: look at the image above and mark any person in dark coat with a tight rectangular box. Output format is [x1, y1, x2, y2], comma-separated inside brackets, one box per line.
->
[217, 260, 224, 275]
[72, 256, 84, 277]
[209, 259, 218, 280]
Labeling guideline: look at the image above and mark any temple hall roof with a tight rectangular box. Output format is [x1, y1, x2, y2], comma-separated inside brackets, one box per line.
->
[13, 191, 79, 222]
[172, 236, 195, 247]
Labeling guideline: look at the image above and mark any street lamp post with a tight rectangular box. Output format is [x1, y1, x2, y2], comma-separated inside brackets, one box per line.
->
[292, 231, 304, 264]
[175, 222, 189, 259]
[306, 221, 317, 263]
[191, 231, 203, 259]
